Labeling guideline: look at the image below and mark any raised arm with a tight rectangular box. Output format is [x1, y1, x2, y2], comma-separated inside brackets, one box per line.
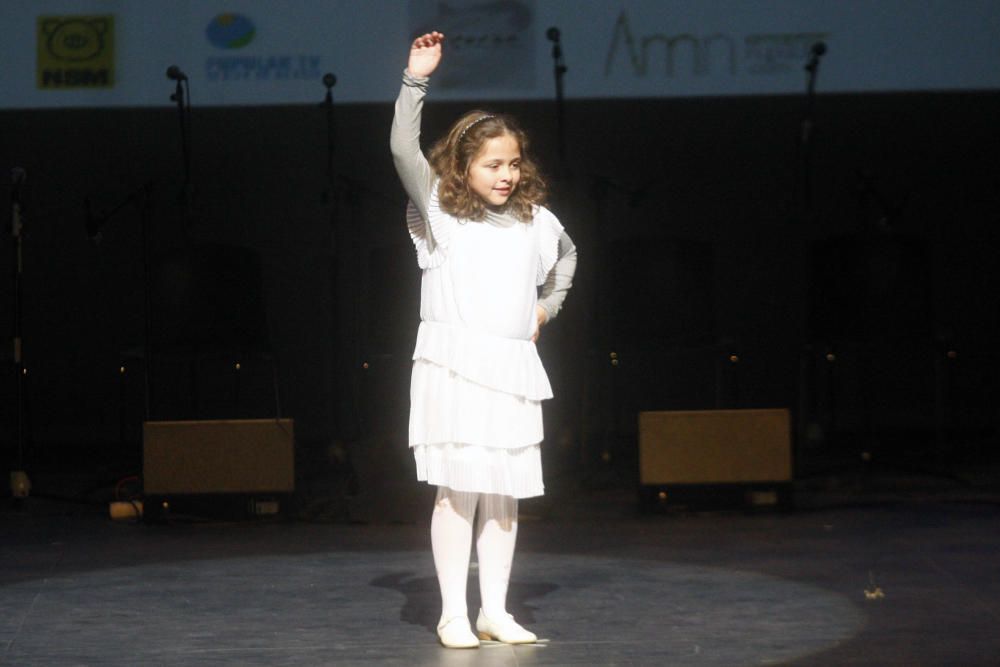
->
[390, 32, 444, 221]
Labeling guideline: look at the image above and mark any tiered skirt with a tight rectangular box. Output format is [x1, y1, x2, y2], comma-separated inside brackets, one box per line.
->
[409, 322, 550, 499]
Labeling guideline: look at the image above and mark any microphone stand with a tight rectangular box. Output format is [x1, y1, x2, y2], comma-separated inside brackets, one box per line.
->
[546, 27, 568, 168]
[87, 183, 156, 423]
[9, 168, 30, 499]
[797, 43, 825, 472]
[169, 73, 192, 209]
[320, 72, 343, 439]
[321, 73, 337, 203]
[319, 73, 361, 441]
[799, 42, 825, 218]
[582, 174, 635, 485]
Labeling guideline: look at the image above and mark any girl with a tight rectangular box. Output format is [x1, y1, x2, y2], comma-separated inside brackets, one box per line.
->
[391, 32, 577, 648]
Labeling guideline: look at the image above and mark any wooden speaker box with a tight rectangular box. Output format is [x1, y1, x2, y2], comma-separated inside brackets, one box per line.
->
[638, 409, 792, 510]
[143, 418, 294, 520]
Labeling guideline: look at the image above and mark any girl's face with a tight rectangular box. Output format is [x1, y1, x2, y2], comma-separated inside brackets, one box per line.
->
[466, 133, 521, 208]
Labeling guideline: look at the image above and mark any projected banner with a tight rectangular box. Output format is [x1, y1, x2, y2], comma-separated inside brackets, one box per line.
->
[0, 0, 998, 109]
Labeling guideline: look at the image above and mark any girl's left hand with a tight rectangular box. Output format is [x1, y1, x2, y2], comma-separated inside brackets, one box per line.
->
[532, 305, 548, 342]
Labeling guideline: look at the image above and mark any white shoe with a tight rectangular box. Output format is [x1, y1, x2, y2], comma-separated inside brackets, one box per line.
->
[437, 616, 480, 649]
[475, 609, 537, 644]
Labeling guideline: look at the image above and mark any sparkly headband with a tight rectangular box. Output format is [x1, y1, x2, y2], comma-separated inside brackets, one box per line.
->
[458, 114, 495, 142]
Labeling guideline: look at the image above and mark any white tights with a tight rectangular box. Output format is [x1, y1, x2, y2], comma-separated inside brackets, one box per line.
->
[431, 486, 518, 624]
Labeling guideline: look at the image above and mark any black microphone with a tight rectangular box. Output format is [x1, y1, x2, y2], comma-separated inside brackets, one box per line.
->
[166, 65, 188, 81]
[322, 72, 337, 89]
[805, 42, 826, 73]
[547, 26, 565, 66]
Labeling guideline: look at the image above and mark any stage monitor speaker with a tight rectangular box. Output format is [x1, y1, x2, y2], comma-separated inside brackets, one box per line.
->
[143, 418, 294, 495]
[638, 409, 791, 510]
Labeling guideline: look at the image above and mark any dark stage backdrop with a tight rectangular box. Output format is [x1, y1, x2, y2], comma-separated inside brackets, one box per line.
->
[2, 91, 998, 474]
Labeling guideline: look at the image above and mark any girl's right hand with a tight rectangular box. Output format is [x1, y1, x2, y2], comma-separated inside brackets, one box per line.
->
[408, 31, 445, 78]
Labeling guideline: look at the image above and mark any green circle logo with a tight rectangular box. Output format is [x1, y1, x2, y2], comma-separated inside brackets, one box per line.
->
[206, 13, 256, 50]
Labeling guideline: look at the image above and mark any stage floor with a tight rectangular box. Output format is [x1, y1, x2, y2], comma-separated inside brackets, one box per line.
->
[2, 486, 999, 666]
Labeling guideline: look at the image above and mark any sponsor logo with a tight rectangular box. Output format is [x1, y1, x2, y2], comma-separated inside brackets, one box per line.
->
[206, 55, 322, 82]
[605, 10, 735, 77]
[205, 13, 256, 49]
[744, 33, 829, 74]
[605, 9, 827, 78]
[409, 0, 535, 90]
[37, 15, 115, 89]
[203, 13, 321, 82]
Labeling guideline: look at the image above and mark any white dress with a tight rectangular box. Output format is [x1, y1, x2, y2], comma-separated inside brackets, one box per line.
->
[406, 190, 565, 499]
[391, 70, 574, 499]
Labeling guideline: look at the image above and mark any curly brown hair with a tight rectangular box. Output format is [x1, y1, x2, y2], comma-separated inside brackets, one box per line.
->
[428, 110, 547, 222]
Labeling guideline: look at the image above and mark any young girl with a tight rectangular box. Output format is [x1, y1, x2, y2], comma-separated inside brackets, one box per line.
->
[391, 32, 577, 648]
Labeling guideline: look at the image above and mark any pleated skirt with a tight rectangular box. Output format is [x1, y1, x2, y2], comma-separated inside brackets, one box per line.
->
[409, 358, 544, 499]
